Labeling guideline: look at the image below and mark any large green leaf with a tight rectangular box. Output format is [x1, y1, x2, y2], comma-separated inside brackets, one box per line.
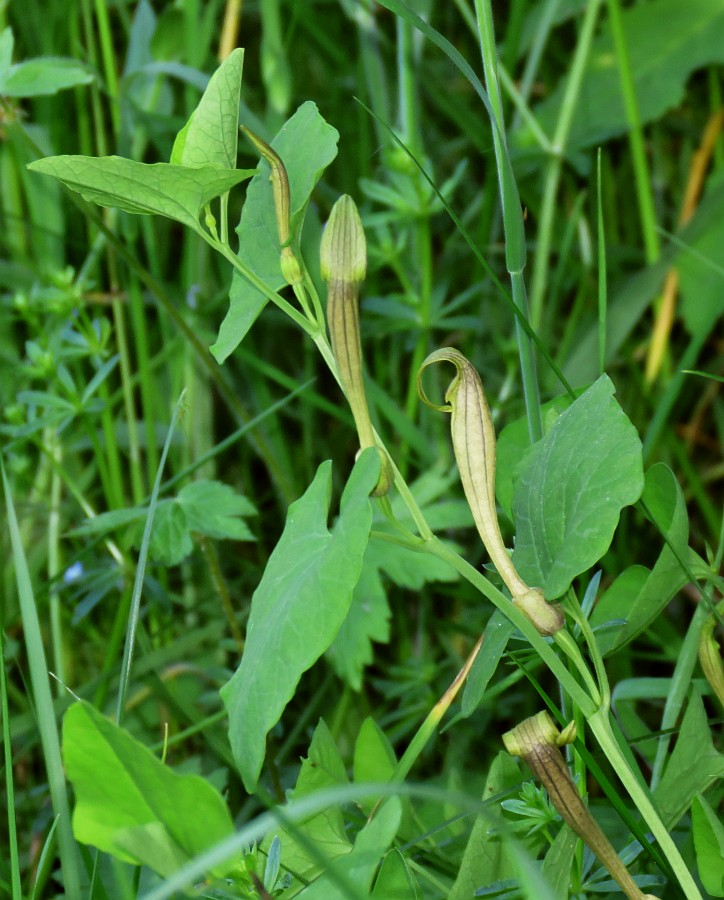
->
[590, 463, 690, 656]
[515, 0, 724, 157]
[679, 170, 724, 336]
[511, 375, 644, 599]
[62, 701, 234, 878]
[221, 449, 380, 791]
[298, 797, 402, 900]
[264, 720, 352, 884]
[211, 101, 339, 363]
[353, 717, 397, 816]
[372, 849, 420, 898]
[496, 392, 578, 521]
[654, 690, 724, 828]
[27, 156, 254, 232]
[449, 752, 520, 900]
[0, 28, 93, 97]
[325, 544, 392, 692]
[171, 47, 244, 168]
[0, 58, 94, 97]
[70, 480, 257, 567]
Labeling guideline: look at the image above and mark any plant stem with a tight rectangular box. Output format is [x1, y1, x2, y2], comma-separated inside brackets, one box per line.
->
[588, 709, 703, 900]
[423, 538, 594, 713]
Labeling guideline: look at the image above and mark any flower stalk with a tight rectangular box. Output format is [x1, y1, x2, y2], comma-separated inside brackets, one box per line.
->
[321, 195, 392, 496]
[417, 348, 562, 635]
[504, 712, 658, 900]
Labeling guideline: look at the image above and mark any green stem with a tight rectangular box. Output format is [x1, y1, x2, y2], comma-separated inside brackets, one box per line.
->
[423, 538, 594, 713]
[606, 0, 660, 264]
[390, 634, 483, 785]
[128, 275, 160, 487]
[588, 709, 702, 900]
[528, 0, 605, 331]
[92, 0, 120, 136]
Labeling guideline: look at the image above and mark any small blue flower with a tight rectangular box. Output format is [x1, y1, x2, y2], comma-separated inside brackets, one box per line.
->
[63, 561, 84, 584]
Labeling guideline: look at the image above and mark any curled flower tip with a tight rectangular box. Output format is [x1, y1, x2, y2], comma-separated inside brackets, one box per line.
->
[504, 712, 658, 900]
[417, 348, 563, 636]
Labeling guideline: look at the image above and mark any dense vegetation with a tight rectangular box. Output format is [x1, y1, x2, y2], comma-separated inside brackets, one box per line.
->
[1, 1, 723, 898]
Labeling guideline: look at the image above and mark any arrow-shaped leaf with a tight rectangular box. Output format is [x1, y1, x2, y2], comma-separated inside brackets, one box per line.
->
[28, 155, 254, 231]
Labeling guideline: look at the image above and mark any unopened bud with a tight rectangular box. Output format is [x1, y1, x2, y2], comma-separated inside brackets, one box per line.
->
[280, 245, 303, 286]
[320, 194, 366, 285]
[322, 195, 390, 496]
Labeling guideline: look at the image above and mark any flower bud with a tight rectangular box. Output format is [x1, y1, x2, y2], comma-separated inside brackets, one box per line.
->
[322, 195, 391, 496]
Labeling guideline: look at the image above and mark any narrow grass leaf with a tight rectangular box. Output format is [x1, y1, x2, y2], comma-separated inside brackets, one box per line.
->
[28, 156, 254, 232]
[512, 375, 644, 599]
[116, 391, 185, 722]
[171, 47, 244, 167]
[221, 448, 380, 791]
[62, 700, 235, 878]
[2, 462, 82, 897]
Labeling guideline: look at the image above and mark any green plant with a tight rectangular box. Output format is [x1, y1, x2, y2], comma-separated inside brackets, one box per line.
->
[3, 2, 723, 898]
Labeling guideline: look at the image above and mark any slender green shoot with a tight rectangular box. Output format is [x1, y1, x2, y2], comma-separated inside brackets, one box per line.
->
[2, 461, 82, 898]
[115, 391, 186, 724]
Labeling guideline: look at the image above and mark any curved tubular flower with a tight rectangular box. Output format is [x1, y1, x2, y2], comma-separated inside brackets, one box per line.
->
[417, 348, 562, 635]
[321, 195, 392, 496]
[504, 712, 659, 900]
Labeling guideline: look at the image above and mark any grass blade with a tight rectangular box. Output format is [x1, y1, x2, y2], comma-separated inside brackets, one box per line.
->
[2, 460, 82, 897]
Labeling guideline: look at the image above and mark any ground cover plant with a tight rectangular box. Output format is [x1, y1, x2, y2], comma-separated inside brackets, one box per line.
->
[1, 0, 723, 897]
